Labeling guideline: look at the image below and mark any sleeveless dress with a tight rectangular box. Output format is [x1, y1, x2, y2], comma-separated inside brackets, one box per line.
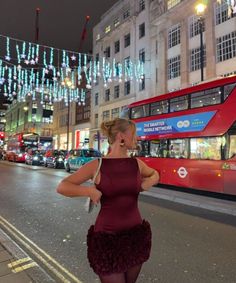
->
[87, 158, 152, 275]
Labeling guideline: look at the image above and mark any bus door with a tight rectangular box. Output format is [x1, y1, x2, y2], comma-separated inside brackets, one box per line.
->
[223, 134, 236, 195]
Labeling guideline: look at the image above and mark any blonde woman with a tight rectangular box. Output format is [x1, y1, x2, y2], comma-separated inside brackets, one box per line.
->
[57, 118, 159, 283]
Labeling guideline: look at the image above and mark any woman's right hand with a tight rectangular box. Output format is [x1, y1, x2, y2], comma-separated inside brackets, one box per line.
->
[89, 186, 102, 204]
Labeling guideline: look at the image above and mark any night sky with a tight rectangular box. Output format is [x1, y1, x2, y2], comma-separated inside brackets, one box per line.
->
[0, 0, 118, 53]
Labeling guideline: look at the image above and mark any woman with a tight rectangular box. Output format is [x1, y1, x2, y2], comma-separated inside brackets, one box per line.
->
[57, 118, 159, 283]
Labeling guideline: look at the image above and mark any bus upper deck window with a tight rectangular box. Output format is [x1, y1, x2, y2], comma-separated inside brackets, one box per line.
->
[170, 95, 188, 112]
[150, 100, 168, 116]
[224, 83, 236, 100]
[191, 88, 221, 108]
[131, 105, 149, 119]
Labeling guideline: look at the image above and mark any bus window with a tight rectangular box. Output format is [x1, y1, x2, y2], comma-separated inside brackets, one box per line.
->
[229, 135, 236, 159]
[149, 139, 168, 158]
[190, 137, 222, 160]
[137, 140, 149, 157]
[191, 87, 221, 109]
[169, 139, 188, 159]
[224, 83, 236, 100]
[150, 100, 169, 116]
[131, 105, 149, 119]
[170, 95, 188, 112]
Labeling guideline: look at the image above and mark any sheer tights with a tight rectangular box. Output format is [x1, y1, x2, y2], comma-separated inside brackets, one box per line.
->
[99, 264, 142, 283]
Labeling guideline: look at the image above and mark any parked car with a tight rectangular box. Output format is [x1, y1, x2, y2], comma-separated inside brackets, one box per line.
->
[64, 148, 102, 172]
[44, 150, 66, 169]
[25, 151, 44, 166]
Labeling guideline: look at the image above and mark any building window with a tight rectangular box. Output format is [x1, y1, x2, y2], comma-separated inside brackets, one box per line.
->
[42, 116, 53, 123]
[95, 53, 99, 62]
[124, 33, 131, 48]
[105, 25, 111, 33]
[114, 18, 120, 27]
[139, 0, 145, 12]
[32, 114, 37, 122]
[215, 1, 231, 25]
[111, 108, 120, 119]
[95, 113, 98, 128]
[114, 40, 120, 54]
[104, 46, 110, 58]
[139, 48, 145, 62]
[189, 15, 205, 38]
[102, 110, 110, 121]
[139, 23, 145, 38]
[114, 85, 120, 98]
[168, 24, 181, 48]
[95, 93, 99, 106]
[168, 55, 181, 79]
[123, 9, 130, 19]
[105, 89, 110, 102]
[114, 62, 121, 77]
[139, 75, 145, 91]
[216, 31, 236, 62]
[167, 0, 181, 10]
[43, 103, 53, 110]
[96, 34, 100, 41]
[32, 102, 37, 109]
[124, 81, 131, 95]
[190, 46, 206, 71]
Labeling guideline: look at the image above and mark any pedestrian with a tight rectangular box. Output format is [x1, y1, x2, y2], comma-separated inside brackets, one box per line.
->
[56, 118, 159, 283]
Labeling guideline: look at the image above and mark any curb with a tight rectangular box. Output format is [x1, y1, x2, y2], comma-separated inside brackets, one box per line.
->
[142, 187, 236, 216]
[0, 228, 56, 282]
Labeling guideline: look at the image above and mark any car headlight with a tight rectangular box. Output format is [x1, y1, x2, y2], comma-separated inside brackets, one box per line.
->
[58, 157, 63, 162]
[43, 157, 46, 161]
[33, 156, 38, 160]
[18, 153, 23, 157]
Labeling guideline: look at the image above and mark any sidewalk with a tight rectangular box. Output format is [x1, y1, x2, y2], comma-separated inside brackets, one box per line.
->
[0, 229, 55, 283]
[142, 186, 236, 216]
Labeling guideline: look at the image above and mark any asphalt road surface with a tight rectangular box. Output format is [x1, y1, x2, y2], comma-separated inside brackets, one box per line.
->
[0, 162, 236, 283]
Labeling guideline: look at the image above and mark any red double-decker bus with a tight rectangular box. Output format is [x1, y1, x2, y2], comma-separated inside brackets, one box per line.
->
[6, 132, 39, 162]
[128, 76, 236, 195]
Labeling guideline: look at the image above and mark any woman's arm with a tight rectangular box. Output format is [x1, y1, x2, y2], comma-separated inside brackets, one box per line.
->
[56, 159, 102, 204]
[137, 159, 159, 191]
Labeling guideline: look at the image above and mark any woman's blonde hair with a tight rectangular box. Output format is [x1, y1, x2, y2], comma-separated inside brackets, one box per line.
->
[100, 118, 136, 145]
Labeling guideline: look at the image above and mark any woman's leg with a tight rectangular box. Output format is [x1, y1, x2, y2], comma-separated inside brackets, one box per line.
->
[125, 264, 142, 283]
[99, 272, 126, 283]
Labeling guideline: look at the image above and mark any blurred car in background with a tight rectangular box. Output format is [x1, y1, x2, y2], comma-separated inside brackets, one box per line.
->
[25, 151, 44, 166]
[6, 150, 26, 162]
[44, 150, 66, 169]
[64, 148, 101, 172]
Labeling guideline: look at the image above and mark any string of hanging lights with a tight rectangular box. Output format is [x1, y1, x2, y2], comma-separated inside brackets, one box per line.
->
[0, 34, 145, 105]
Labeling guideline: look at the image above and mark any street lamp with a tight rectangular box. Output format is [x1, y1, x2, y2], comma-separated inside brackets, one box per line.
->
[62, 77, 73, 151]
[195, 2, 206, 82]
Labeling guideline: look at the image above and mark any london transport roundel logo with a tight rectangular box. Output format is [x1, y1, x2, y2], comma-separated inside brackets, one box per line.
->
[177, 167, 188, 178]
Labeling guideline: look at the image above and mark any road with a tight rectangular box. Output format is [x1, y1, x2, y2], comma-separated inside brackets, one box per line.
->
[0, 162, 236, 283]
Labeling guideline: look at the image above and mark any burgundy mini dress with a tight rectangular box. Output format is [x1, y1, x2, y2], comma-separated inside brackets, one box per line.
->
[87, 158, 152, 275]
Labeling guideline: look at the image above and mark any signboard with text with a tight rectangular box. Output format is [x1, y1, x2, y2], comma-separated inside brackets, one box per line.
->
[136, 111, 216, 136]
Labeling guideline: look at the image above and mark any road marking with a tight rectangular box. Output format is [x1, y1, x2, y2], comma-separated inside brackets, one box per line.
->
[11, 262, 38, 273]
[8, 257, 32, 267]
[0, 216, 83, 283]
